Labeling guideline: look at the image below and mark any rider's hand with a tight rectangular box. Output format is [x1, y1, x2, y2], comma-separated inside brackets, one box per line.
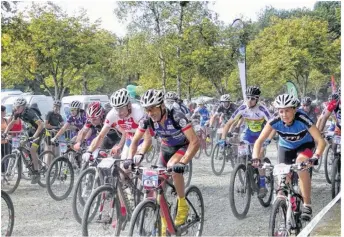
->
[111, 145, 121, 156]
[217, 139, 226, 146]
[133, 153, 144, 165]
[82, 151, 93, 162]
[1, 133, 7, 139]
[123, 159, 133, 170]
[51, 137, 57, 144]
[172, 162, 186, 174]
[310, 155, 320, 166]
[73, 142, 81, 151]
[251, 158, 261, 168]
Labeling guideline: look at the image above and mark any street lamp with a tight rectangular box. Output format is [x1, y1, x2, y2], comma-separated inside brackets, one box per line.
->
[231, 18, 247, 99]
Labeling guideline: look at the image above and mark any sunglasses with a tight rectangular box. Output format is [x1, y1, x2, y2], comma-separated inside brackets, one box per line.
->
[144, 105, 161, 113]
[70, 108, 78, 112]
[246, 96, 258, 101]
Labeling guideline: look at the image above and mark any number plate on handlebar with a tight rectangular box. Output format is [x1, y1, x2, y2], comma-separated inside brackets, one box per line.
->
[333, 135, 341, 145]
[12, 137, 20, 148]
[97, 158, 116, 169]
[59, 142, 67, 153]
[238, 144, 249, 156]
[142, 169, 159, 190]
[273, 164, 291, 176]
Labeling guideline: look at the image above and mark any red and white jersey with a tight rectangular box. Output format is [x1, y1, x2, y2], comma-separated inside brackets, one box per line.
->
[104, 103, 145, 139]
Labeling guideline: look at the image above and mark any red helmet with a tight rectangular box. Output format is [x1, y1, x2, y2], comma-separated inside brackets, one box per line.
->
[86, 102, 104, 119]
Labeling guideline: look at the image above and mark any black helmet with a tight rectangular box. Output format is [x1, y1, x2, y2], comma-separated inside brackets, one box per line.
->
[246, 86, 261, 97]
[329, 93, 340, 101]
[301, 97, 312, 106]
[54, 100, 62, 107]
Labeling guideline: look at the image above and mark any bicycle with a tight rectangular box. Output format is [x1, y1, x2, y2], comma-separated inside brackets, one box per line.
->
[323, 132, 339, 184]
[46, 140, 89, 201]
[267, 160, 315, 236]
[330, 135, 341, 199]
[128, 166, 204, 236]
[1, 190, 15, 236]
[1, 135, 56, 193]
[81, 159, 144, 236]
[229, 142, 273, 219]
[211, 133, 240, 176]
[193, 122, 213, 159]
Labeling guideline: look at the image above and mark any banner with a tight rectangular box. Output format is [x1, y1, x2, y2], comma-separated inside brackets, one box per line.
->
[331, 75, 336, 93]
[285, 81, 298, 98]
[238, 45, 246, 99]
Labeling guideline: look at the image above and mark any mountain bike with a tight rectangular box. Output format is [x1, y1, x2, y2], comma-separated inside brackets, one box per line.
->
[330, 135, 341, 199]
[1, 190, 15, 236]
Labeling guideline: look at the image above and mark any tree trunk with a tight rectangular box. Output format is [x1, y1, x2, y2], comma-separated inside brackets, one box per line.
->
[82, 75, 87, 95]
[176, 2, 186, 98]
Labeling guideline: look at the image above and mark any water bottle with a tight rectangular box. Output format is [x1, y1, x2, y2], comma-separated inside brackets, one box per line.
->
[290, 196, 297, 211]
[259, 176, 266, 188]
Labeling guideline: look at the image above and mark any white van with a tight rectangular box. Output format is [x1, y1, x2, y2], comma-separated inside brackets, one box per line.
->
[3, 94, 54, 119]
[61, 95, 109, 120]
[1, 90, 23, 103]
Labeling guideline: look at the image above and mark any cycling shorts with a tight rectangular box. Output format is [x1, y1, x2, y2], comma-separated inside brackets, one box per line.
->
[158, 143, 189, 167]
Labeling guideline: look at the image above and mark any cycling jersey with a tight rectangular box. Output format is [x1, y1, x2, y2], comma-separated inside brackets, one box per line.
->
[193, 106, 210, 126]
[326, 100, 341, 129]
[298, 106, 317, 123]
[66, 112, 87, 131]
[13, 107, 42, 130]
[138, 109, 191, 147]
[230, 103, 271, 133]
[104, 103, 144, 140]
[269, 112, 314, 149]
[215, 104, 237, 123]
[168, 102, 190, 118]
[46, 111, 64, 127]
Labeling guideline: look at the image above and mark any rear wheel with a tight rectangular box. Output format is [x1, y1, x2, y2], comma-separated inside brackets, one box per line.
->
[37, 151, 56, 188]
[331, 158, 341, 199]
[323, 145, 334, 184]
[1, 154, 21, 194]
[211, 144, 226, 176]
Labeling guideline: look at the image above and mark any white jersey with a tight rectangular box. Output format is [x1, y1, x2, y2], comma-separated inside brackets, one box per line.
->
[230, 103, 271, 133]
[104, 103, 145, 139]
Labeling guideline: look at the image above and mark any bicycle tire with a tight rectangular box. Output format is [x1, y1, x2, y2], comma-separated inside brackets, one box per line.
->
[204, 134, 213, 157]
[184, 185, 205, 236]
[268, 197, 288, 237]
[331, 158, 340, 199]
[128, 199, 159, 237]
[258, 166, 274, 207]
[323, 145, 333, 184]
[229, 164, 252, 219]
[72, 167, 97, 224]
[1, 190, 15, 236]
[46, 156, 74, 201]
[1, 154, 22, 194]
[82, 185, 121, 236]
[211, 144, 226, 176]
[37, 150, 56, 188]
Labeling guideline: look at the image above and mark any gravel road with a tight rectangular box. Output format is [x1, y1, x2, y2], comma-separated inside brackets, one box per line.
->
[3, 141, 333, 236]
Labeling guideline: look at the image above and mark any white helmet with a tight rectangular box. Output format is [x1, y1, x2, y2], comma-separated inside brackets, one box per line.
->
[220, 94, 231, 102]
[13, 97, 27, 107]
[70, 100, 82, 109]
[274, 94, 298, 109]
[165, 91, 178, 101]
[110, 88, 130, 108]
[140, 89, 164, 107]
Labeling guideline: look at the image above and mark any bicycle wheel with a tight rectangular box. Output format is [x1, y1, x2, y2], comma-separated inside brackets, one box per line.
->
[37, 151, 56, 188]
[1, 190, 15, 236]
[182, 185, 204, 236]
[183, 160, 192, 188]
[258, 166, 274, 207]
[1, 154, 21, 194]
[229, 164, 251, 219]
[331, 158, 341, 199]
[72, 167, 98, 224]
[82, 185, 121, 236]
[323, 145, 334, 184]
[128, 199, 160, 237]
[46, 156, 74, 201]
[204, 134, 213, 157]
[268, 197, 288, 237]
[211, 144, 226, 176]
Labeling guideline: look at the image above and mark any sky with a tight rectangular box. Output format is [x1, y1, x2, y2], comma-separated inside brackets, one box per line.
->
[17, 0, 317, 37]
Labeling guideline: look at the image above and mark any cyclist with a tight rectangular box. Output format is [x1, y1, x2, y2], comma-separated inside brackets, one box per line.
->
[299, 97, 318, 123]
[252, 94, 326, 221]
[82, 88, 143, 161]
[51, 100, 86, 145]
[164, 91, 191, 119]
[3, 97, 45, 184]
[317, 92, 340, 134]
[126, 89, 199, 235]
[209, 94, 237, 128]
[220, 86, 272, 197]
[45, 100, 64, 158]
[192, 99, 210, 127]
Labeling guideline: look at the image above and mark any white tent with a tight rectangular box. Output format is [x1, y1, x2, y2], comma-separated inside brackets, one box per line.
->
[191, 96, 217, 104]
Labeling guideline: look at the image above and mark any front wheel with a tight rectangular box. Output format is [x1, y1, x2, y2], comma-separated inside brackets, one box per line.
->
[268, 197, 288, 237]
[323, 145, 334, 184]
[258, 159, 274, 207]
[204, 134, 213, 157]
[331, 158, 341, 199]
[37, 151, 56, 188]
[229, 164, 251, 219]
[1, 190, 15, 236]
[128, 199, 159, 237]
[211, 144, 226, 176]
[46, 156, 74, 201]
[1, 154, 22, 194]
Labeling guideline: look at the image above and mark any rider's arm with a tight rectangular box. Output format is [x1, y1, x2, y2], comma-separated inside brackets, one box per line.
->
[252, 123, 274, 159]
[137, 129, 153, 155]
[221, 106, 243, 139]
[87, 126, 111, 153]
[54, 122, 70, 138]
[45, 112, 54, 129]
[115, 126, 126, 148]
[75, 126, 90, 144]
[267, 130, 277, 140]
[209, 113, 218, 127]
[180, 126, 200, 164]
[317, 110, 332, 132]
[128, 128, 146, 159]
[3, 116, 16, 134]
[308, 125, 326, 157]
